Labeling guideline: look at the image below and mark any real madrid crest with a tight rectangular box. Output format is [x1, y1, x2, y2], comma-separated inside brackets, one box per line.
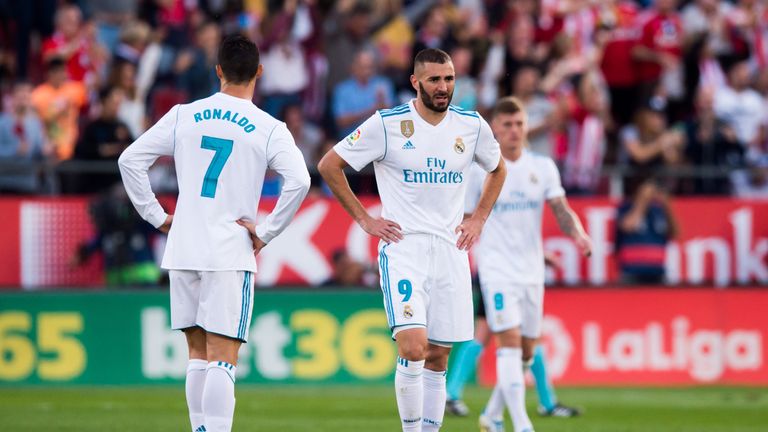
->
[454, 137, 465, 154]
[403, 305, 414, 319]
[401, 120, 414, 138]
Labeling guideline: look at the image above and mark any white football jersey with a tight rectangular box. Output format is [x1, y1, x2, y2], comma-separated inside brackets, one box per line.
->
[334, 100, 501, 244]
[466, 150, 565, 285]
[119, 92, 310, 272]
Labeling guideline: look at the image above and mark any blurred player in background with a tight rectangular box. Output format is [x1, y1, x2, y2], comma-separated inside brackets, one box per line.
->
[118, 35, 310, 432]
[318, 48, 505, 431]
[464, 97, 592, 432]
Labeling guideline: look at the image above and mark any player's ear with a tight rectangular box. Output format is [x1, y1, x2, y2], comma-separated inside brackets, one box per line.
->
[215, 64, 224, 80]
[255, 64, 263, 79]
[410, 74, 418, 92]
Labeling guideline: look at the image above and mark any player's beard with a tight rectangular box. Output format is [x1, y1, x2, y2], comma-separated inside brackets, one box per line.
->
[418, 82, 452, 113]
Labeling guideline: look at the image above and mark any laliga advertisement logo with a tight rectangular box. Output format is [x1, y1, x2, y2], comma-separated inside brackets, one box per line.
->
[540, 315, 574, 380]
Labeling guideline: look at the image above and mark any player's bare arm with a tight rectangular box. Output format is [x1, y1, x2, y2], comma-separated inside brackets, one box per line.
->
[456, 157, 506, 251]
[235, 219, 267, 254]
[317, 149, 403, 244]
[158, 214, 173, 234]
[548, 196, 592, 256]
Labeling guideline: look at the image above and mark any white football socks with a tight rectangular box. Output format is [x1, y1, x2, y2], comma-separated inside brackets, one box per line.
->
[497, 347, 533, 432]
[422, 368, 446, 431]
[202, 361, 237, 432]
[395, 357, 424, 431]
[484, 384, 504, 420]
[186, 359, 207, 432]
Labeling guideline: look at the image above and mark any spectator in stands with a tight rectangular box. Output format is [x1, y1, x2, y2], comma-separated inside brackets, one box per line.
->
[0, 82, 49, 193]
[681, 0, 733, 55]
[561, 71, 609, 194]
[72, 184, 161, 286]
[596, 0, 641, 127]
[620, 97, 684, 195]
[259, 2, 310, 118]
[726, 0, 768, 68]
[175, 21, 220, 102]
[30, 57, 87, 161]
[714, 57, 766, 159]
[731, 155, 768, 198]
[371, 0, 415, 93]
[72, 86, 133, 193]
[511, 63, 559, 157]
[113, 20, 152, 65]
[450, 45, 478, 111]
[632, 0, 684, 101]
[283, 103, 324, 167]
[324, 2, 374, 94]
[42, 4, 105, 87]
[615, 179, 679, 285]
[683, 87, 743, 195]
[412, 5, 452, 56]
[331, 48, 394, 139]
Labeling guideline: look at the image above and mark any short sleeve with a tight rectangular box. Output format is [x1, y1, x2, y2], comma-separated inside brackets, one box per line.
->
[473, 116, 501, 172]
[464, 163, 485, 214]
[542, 157, 566, 200]
[333, 112, 386, 171]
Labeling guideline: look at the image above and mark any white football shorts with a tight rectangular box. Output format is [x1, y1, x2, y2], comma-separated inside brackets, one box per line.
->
[169, 270, 255, 342]
[377, 234, 474, 345]
[481, 282, 544, 338]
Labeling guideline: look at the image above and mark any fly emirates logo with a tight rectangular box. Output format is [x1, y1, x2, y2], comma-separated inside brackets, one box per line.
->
[403, 157, 463, 184]
[581, 317, 762, 381]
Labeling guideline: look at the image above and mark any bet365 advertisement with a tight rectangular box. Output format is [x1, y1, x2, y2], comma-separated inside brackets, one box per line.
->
[1, 289, 765, 386]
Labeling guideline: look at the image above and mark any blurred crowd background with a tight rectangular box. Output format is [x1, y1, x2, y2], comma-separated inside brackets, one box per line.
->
[0, 0, 767, 289]
[1, 0, 767, 199]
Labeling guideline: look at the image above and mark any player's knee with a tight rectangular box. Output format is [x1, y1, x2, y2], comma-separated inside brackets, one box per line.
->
[399, 343, 427, 361]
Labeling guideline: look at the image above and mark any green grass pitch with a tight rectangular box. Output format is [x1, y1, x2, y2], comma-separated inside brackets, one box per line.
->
[2, 386, 765, 431]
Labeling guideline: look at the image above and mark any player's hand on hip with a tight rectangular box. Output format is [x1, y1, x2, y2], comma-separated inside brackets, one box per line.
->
[455, 216, 483, 251]
[360, 215, 403, 244]
[159, 214, 173, 234]
[237, 218, 268, 254]
[576, 232, 593, 258]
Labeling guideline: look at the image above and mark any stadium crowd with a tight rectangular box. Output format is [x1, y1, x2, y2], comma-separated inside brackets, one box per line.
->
[1, 0, 768, 199]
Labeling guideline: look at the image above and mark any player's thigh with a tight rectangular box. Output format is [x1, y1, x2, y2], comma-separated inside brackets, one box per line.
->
[198, 270, 255, 343]
[170, 270, 202, 331]
[481, 282, 524, 335]
[378, 238, 429, 335]
[427, 241, 474, 344]
[520, 283, 544, 339]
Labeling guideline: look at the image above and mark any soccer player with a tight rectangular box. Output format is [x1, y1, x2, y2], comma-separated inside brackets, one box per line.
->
[465, 97, 592, 432]
[317, 48, 506, 431]
[446, 294, 582, 419]
[118, 35, 310, 432]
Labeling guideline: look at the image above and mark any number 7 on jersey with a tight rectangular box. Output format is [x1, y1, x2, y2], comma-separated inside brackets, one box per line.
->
[200, 135, 233, 198]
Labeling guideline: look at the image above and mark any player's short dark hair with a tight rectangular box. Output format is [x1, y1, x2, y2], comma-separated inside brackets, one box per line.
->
[414, 48, 452, 71]
[218, 34, 260, 85]
[492, 96, 525, 118]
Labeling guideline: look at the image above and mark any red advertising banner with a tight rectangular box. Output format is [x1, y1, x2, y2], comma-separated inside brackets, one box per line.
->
[0, 197, 766, 288]
[478, 289, 768, 386]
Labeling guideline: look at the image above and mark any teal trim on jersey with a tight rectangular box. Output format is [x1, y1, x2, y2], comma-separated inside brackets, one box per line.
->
[200, 135, 234, 198]
[380, 103, 409, 116]
[391, 323, 427, 331]
[448, 106, 479, 118]
[378, 114, 388, 161]
[237, 272, 251, 340]
[379, 245, 395, 327]
[380, 104, 411, 117]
